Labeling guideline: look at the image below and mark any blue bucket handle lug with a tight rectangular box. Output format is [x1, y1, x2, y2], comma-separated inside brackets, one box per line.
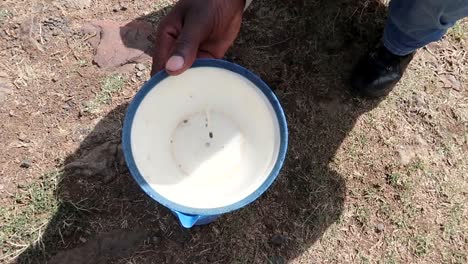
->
[174, 211, 200, 228]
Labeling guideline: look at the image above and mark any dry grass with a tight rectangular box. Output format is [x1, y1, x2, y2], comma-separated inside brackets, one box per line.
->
[0, 0, 467, 263]
[0, 171, 90, 263]
[84, 74, 126, 114]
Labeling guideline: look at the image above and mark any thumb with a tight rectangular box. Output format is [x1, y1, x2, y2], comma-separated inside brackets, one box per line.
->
[166, 18, 205, 75]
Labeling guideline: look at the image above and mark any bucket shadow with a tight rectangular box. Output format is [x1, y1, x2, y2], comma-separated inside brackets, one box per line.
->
[17, 0, 389, 263]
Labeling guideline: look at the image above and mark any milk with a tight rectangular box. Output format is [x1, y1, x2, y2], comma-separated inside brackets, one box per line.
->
[130, 67, 280, 209]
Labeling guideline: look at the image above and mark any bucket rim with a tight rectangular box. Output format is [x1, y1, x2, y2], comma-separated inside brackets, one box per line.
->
[122, 58, 288, 216]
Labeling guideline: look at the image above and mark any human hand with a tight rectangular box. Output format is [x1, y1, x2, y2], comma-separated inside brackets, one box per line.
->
[151, 0, 245, 76]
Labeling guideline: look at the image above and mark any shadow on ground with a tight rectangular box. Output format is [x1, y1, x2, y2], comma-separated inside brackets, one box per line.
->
[18, 0, 388, 263]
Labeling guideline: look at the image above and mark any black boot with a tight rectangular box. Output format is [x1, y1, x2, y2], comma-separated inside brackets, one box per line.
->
[351, 44, 415, 98]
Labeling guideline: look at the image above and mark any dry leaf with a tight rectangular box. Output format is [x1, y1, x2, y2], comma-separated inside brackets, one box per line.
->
[439, 74, 462, 91]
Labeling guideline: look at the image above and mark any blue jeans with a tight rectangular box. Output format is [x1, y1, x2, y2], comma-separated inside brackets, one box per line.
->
[384, 0, 468, 56]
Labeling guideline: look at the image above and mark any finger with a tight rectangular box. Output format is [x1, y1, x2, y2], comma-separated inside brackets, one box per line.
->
[151, 17, 180, 76]
[197, 50, 215, 58]
[151, 29, 176, 76]
[166, 14, 209, 75]
[198, 41, 233, 59]
[196, 14, 242, 60]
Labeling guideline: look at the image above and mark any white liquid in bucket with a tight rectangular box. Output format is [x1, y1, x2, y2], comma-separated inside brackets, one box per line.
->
[131, 67, 280, 209]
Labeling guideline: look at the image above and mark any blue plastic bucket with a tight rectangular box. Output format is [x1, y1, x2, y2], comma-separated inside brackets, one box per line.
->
[122, 59, 288, 228]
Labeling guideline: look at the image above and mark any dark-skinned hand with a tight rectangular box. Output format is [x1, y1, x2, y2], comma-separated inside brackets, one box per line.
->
[151, 0, 245, 76]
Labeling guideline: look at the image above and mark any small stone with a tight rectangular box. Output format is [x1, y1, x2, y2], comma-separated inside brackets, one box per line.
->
[136, 71, 143, 77]
[135, 63, 146, 71]
[275, 89, 285, 97]
[271, 234, 287, 246]
[79, 237, 87, 243]
[63, 0, 92, 9]
[415, 135, 427, 146]
[375, 223, 385, 233]
[20, 159, 32, 168]
[102, 174, 116, 184]
[397, 148, 414, 166]
[18, 132, 29, 142]
[51, 77, 58, 82]
[0, 71, 8, 78]
[112, 5, 127, 12]
[152, 236, 160, 244]
[269, 256, 286, 264]
[212, 226, 220, 235]
[0, 86, 13, 104]
[116, 144, 127, 171]
[412, 94, 425, 107]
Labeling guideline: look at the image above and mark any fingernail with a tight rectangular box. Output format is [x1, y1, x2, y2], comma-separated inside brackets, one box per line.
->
[166, 56, 184, 72]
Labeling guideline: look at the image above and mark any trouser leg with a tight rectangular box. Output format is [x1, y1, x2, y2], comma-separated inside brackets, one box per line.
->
[383, 0, 468, 56]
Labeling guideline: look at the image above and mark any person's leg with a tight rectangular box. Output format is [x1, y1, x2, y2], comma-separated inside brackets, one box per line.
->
[384, 0, 468, 56]
[352, 0, 468, 98]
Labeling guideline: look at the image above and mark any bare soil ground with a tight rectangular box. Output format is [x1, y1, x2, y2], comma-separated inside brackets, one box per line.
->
[1, 0, 467, 263]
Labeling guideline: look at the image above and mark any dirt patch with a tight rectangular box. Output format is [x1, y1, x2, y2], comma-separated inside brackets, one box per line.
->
[49, 230, 148, 264]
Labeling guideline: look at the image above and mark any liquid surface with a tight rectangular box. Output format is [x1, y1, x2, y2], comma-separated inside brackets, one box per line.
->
[131, 67, 280, 209]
